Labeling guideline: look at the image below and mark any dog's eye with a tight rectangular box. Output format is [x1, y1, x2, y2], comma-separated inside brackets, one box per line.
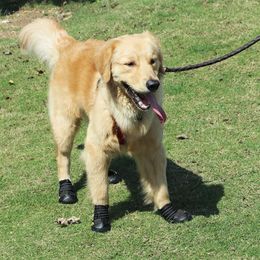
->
[125, 61, 135, 67]
[150, 58, 156, 65]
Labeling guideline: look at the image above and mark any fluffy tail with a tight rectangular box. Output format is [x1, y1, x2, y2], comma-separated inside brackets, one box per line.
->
[19, 18, 71, 69]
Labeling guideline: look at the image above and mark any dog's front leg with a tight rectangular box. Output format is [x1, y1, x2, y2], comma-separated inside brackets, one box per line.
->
[134, 144, 170, 209]
[134, 144, 192, 224]
[84, 138, 111, 232]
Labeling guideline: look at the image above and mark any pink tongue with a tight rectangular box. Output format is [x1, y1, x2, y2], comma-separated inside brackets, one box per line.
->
[145, 93, 167, 124]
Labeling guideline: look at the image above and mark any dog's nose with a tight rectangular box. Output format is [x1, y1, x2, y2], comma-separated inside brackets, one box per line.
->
[146, 80, 160, 92]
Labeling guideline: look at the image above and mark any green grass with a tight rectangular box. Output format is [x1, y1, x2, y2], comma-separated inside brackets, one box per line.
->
[1, 0, 260, 258]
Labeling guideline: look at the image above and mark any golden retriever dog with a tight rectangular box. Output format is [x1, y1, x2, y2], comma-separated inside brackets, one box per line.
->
[19, 19, 191, 232]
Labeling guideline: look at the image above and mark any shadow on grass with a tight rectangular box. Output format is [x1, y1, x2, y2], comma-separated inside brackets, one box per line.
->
[0, 0, 95, 15]
[74, 152, 224, 222]
[109, 157, 224, 222]
[74, 171, 87, 192]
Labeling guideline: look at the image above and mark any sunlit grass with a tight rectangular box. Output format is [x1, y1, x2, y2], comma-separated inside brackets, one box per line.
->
[0, 0, 259, 258]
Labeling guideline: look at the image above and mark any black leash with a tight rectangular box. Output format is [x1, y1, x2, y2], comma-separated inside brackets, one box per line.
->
[164, 35, 260, 73]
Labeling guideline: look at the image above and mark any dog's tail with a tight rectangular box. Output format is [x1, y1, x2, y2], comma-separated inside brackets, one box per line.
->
[19, 18, 73, 69]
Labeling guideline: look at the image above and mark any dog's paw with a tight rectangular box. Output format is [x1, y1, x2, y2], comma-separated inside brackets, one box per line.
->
[91, 205, 111, 233]
[91, 219, 111, 233]
[58, 179, 78, 204]
[159, 203, 192, 223]
[108, 169, 122, 184]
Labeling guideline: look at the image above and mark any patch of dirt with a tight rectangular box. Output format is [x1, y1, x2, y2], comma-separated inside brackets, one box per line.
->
[0, 7, 72, 39]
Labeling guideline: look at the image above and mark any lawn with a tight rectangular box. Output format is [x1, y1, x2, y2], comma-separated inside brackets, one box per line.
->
[0, 0, 259, 259]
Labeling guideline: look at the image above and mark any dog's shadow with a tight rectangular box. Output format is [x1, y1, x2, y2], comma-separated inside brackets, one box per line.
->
[74, 154, 224, 222]
[0, 0, 96, 15]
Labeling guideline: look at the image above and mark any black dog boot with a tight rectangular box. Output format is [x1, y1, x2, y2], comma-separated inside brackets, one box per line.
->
[91, 205, 111, 233]
[58, 179, 78, 204]
[108, 169, 122, 184]
[159, 203, 192, 223]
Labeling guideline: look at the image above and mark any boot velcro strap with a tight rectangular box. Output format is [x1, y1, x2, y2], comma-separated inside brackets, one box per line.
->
[59, 179, 75, 194]
[94, 205, 109, 221]
[159, 203, 192, 223]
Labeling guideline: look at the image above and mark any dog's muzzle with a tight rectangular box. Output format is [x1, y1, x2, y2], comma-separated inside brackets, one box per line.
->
[121, 81, 167, 123]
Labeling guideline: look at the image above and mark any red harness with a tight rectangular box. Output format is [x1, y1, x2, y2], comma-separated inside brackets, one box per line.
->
[112, 117, 126, 145]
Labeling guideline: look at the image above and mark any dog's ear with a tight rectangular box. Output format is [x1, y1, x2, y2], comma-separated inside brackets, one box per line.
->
[95, 40, 118, 83]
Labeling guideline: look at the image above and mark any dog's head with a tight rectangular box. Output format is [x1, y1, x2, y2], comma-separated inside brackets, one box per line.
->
[96, 32, 165, 116]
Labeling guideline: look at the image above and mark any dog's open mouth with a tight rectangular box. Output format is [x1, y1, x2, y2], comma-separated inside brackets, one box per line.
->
[122, 82, 150, 110]
[122, 82, 167, 123]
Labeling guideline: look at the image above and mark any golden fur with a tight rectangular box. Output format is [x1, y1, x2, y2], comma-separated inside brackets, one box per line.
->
[19, 19, 170, 209]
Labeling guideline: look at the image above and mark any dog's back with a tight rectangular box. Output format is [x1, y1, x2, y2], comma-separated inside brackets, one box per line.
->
[19, 19, 105, 113]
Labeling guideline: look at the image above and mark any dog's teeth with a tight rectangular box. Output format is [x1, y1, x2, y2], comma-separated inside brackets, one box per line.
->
[122, 82, 150, 111]
[138, 100, 149, 110]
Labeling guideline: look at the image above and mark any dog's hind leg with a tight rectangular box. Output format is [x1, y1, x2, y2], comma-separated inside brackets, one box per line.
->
[49, 94, 81, 204]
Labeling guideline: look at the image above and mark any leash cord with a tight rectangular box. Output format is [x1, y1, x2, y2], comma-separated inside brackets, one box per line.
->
[164, 35, 260, 73]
